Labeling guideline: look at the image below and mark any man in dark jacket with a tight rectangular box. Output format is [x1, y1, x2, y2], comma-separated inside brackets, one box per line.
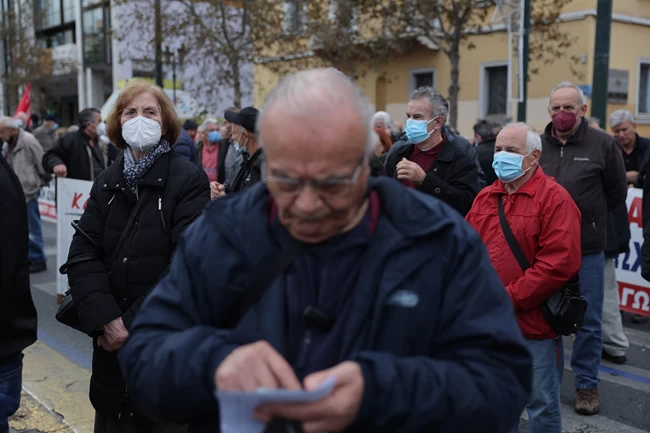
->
[473, 119, 498, 186]
[42, 108, 116, 180]
[385, 87, 480, 216]
[540, 81, 627, 416]
[174, 128, 198, 165]
[210, 107, 262, 199]
[0, 153, 37, 432]
[609, 110, 650, 188]
[119, 68, 532, 433]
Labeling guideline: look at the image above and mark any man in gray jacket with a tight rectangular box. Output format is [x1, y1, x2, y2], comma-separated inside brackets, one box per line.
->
[0, 117, 51, 273]
[540, 82, 627, 416]
[32, 114, 59, 153]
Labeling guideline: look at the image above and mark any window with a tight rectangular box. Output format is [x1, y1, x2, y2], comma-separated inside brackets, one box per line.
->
[283, 0, 306, 35]
[638, 60, 650, 116]
[608, 69, 628, 104]
[62, 0, 74, 23]
[409, 68, 436, 94]
[480, 62, 509, 118]
[83, 7, 105, 64]
[328, 0, 358, 33]
[42, 0, 62, 28]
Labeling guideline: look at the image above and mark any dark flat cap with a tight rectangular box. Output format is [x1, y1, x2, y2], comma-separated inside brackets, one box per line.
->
[183, 119, 198, 130]
[224, 107, 259, 134]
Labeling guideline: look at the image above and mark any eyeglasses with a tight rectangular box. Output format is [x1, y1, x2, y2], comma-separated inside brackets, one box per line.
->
[263, 159, 365, 197]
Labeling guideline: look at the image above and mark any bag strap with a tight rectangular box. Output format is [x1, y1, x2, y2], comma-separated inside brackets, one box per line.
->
[497, 194, 531, 272]
[109, 189, 149, 266]
[223, 240, 304, 329]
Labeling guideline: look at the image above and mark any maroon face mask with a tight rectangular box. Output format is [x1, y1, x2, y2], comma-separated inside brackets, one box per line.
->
[552, 111, 578, 132]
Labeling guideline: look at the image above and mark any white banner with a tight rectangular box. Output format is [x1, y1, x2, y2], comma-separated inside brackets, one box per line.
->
[615, 187, 650, 317]
[56, 178, 94, 295]
[38, 180, 57, 223]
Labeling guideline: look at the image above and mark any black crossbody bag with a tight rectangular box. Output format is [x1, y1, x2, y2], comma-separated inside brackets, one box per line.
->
[56, 190, 150, 330]
[497, 195, 587, 336]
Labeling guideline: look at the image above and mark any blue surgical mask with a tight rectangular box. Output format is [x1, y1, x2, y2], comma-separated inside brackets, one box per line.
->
[52, 123, 59, 132]
[405, 117, 437, 144]
[235, 135, 248, 154]
[208, 131, 222, 143]
[492, 151, 533, 183]
[16, 119, 24, 128]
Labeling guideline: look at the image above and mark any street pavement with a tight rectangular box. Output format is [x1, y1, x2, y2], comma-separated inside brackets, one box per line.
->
[10, 221, 650, 433]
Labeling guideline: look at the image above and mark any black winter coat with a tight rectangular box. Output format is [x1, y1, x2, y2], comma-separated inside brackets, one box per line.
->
[65, 150, 209, 417]
[42, 130, 119, 181]
[476, 138, 498, 186]
[385, 140, 480, 216]
[540, 119, 627, 255]
[0, 154, 37, 362]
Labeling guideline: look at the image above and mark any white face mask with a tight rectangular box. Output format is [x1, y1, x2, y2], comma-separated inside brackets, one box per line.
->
[122, 116, 161, 153]
[96, 121, 107, 137]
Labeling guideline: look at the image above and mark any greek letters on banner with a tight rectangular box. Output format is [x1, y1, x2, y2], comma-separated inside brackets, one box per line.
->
[38, 179, 56, 222]
[56, 178, 93, 295]
[615, 188, 650, 317]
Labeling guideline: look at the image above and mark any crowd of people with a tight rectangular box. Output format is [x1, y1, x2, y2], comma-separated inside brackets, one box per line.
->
[1, 70, 649, 433]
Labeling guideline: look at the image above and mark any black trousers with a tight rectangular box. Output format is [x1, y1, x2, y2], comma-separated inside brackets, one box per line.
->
[94, 411, 188, 433]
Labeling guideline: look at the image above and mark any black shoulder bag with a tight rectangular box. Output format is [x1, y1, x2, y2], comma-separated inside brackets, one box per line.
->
[56, 190, 150, 330]
[497, 195, 587, 336]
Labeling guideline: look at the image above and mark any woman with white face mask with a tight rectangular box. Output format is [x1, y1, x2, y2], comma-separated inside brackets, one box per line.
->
[62, 80, 209, 432]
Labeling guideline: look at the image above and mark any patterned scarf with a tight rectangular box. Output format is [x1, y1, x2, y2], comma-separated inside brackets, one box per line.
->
[123, 140, 171, 194]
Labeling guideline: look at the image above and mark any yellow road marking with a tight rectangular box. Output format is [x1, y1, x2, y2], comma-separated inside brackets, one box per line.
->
[20, 341, 95, 433]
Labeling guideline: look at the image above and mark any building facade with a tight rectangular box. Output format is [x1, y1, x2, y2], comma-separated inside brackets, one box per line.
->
[254, 0, 650, 137]
[0, 0, 251, 125]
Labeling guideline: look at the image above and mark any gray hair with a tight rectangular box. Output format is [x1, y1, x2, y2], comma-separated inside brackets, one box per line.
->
[499, 122, 542, 153]
[409, 87, 449, 120]
[609, 110, 635, 129]
[473, 120, 495, 141]
[550, 81, 586, 106]
[79, 108, 100, 128]
[373, 111, 393, 128]
[202, 118, 219, 129]
[0, 116, 19, 129]
[258, 68, 377, 157]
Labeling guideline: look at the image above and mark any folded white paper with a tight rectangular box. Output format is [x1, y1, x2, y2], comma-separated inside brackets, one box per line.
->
[216, 377, 335, 433]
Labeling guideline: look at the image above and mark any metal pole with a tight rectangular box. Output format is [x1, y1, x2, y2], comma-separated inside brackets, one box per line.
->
[154, 0, 163, 87]
[172, 55, 176, 103]
[591, 0, 613, 129]
[517, 0, 530, 122]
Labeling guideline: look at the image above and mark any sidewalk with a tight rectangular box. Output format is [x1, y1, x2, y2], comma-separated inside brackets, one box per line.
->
[9, 341, 94, 433]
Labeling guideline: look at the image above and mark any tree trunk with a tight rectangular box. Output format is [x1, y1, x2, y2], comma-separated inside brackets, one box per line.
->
[446, 43, 461, 131]
[232, 59, 242, 108]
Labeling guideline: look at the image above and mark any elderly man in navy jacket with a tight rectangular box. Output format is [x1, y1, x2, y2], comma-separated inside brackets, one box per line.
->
[119, 68, 532, 433]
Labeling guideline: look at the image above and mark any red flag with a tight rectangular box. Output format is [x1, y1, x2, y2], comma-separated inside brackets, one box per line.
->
[14, 82, 31, 126]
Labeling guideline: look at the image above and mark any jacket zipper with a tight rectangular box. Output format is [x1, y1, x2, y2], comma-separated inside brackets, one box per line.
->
[560, 146, 564, 158]
[159, 196, 167, 235]
[297, 329, 313, 370]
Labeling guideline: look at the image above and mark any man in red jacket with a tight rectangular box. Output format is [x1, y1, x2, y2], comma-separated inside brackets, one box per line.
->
[467, 122, 582, 433]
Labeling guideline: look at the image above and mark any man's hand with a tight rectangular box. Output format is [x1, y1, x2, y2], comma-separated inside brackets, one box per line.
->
[256, 361, 365, 433]
[396, 158, 426, 186]
[210, 182, 226, 200]
[101, 317, 128, 352]
[215, 341, 301, 392]
[627, 170, 639, 185]
[53, 164, 67, 177]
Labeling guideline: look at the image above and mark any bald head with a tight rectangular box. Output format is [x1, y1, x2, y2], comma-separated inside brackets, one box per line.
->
[497, 122, 542, 155]
[258, 68, 376, 159]
[15, 112, 28, 124]
[0, 116, 19, 142]
[259, 68, 376, 244]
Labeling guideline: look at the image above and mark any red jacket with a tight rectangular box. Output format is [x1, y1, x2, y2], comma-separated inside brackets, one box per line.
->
[466, 166, 582, 339]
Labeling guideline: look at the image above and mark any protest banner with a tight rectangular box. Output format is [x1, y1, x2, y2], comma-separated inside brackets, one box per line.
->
[38, 179, 57, 222]
[56, 178, 93, 301]
[616, 188, 650, 317]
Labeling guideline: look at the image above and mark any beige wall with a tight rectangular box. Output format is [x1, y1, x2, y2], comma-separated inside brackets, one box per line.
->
[253, 2, 650, 137]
